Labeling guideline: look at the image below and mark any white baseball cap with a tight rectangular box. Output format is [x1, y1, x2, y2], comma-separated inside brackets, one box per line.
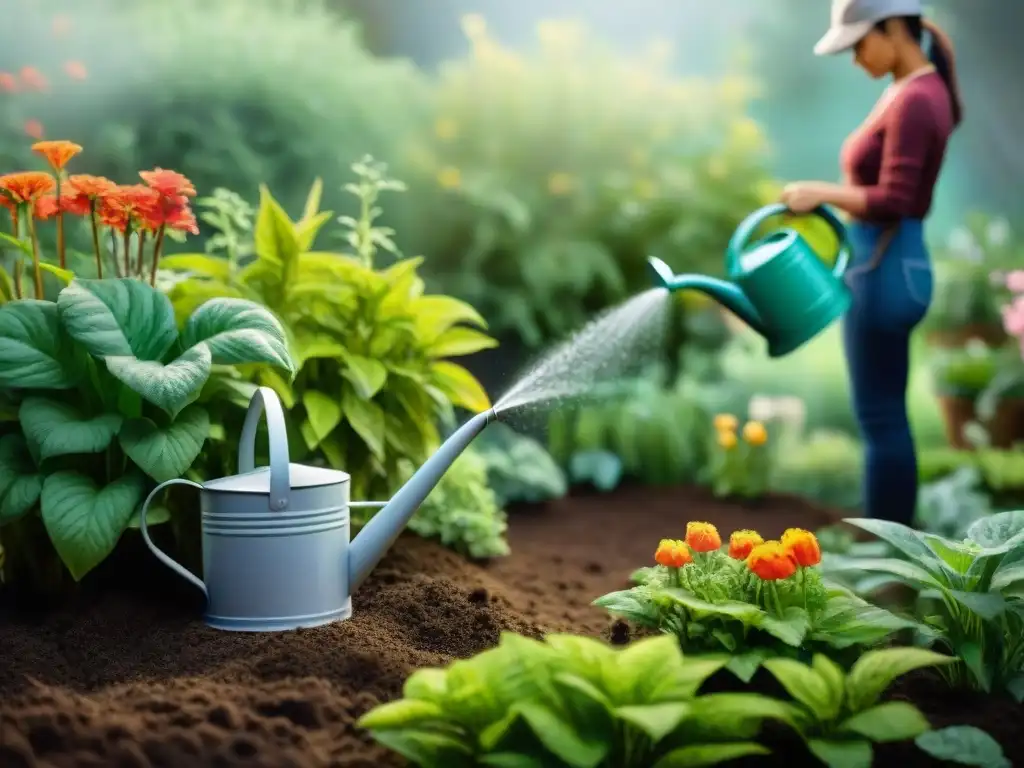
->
[814, 0, 924, 56]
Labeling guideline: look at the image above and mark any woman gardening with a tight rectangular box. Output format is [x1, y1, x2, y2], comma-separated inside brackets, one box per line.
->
[779, 0, 961, 527]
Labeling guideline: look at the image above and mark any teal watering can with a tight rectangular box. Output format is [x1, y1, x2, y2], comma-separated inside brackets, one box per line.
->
[647, 203, 852, 358]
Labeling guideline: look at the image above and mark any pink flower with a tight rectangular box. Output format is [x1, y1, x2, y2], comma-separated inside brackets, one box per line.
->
[1006, 270, 1024, 294]
[1002, 297, 1024, 338]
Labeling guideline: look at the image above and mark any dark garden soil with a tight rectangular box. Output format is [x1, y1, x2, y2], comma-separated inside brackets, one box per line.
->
[1, 485, 1020, 768]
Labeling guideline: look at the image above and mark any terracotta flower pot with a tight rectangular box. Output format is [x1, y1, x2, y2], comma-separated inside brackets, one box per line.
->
[937, 395, 976, 450]
[926, 323, 1007, 349]
[936, 395, 1024, 450]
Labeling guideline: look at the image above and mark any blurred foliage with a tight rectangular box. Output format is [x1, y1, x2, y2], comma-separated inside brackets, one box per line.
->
[397, 446, 509, 559]
[162, 160, 494, 500]
[0, 0, 428, 243]
[474, 422, 567, 506]
[929, 342, 999, 397]
[922, 261, 1003, 336]
[915, 466, 993, 540]
[769, 429, 863, 511]
[404, 17, 774, 348]
[918, 447, 1024, 496]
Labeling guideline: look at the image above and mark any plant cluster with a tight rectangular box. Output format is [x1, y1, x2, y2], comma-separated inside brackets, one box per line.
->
[408, 15, 773, 349]
[595, 523, 920, 681]
[473, 422, 567, 507]
[0, 153, 293, 586]
[705, 412, 771, 498]
[826, 512, 1024, 700]
[357, 630, 989, 768]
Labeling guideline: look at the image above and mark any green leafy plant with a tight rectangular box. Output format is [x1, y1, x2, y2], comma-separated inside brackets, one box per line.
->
[921, 259, 1003, 340]
[0, 278, 292, 586]
[357, 632, 790, 767]
[411, 16, 773, 349]
[474, 422, 567, 506]
[161, 157, 495, 500]
[826, 513, 1024, 699]
[769, 430, 864, 511]
[595, 525, 920, 682]
[705, 413, 771, 499]
[915, 466, 993, 539]
[762, 648, 955, 768]
[916, 725, 1011, 768]
[397, 446, 509, 560]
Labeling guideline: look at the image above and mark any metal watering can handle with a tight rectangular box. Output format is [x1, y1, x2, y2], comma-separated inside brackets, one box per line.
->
[238, 386, 292, 512]
[726, 203, 852, 278]
[138, 478, 209, 598]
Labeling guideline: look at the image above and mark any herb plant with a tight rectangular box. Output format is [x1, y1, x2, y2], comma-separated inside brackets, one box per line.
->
[162, 157, 496, 499]
[596, 523, 921, 681]
[358, 632, 789, 767]
[763, 648, 955, 768]
[827, 513, 1024, 699]
[0, 277, 292, 587]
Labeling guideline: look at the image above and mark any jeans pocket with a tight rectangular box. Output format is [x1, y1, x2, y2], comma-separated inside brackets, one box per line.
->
[902, 259, 933, 307]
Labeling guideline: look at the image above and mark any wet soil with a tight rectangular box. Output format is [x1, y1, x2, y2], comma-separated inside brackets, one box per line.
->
[1, 485, 1019, 767]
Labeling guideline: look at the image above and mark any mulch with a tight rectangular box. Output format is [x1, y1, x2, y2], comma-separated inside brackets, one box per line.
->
[1, 485, 1019, 767]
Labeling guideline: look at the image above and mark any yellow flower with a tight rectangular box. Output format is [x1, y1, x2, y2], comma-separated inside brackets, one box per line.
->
[547, 172, 574, 196]
[437, 166, 462, 190]
[713, 414, 739, 432]
[718, 430, 738, 450]
[460, 13, 487, 40]
[742, 421, 768, 446]
[434, 118, 459, 141]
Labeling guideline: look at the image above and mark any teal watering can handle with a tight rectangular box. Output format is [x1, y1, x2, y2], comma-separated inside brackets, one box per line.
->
[138, 478, 208, 599]
[726, 203, 851, 277]
[238, 386, 292, 511]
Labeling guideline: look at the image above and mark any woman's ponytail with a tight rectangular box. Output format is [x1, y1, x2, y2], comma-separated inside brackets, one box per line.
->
[922, 18, 963, 126]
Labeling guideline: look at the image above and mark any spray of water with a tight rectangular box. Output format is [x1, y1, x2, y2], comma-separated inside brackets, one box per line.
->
[494, 287, 672, 414]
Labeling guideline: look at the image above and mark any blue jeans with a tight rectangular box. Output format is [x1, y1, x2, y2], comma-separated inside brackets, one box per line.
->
[842, 219, 933, 526]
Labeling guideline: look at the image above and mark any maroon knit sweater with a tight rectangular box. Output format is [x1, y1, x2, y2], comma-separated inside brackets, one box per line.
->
[841, 71, 954, 222]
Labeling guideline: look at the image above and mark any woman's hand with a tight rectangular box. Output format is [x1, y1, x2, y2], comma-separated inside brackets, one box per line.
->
[780, 182, 826, 214]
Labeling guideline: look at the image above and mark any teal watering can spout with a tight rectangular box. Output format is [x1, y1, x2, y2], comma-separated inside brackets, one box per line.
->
[348, 408, 497, 590]
[648, 203, 852, 358]
[647, 255, 770, 337]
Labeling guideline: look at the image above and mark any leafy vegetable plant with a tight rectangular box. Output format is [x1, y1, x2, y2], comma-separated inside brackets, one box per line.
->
[0, 277, 292, 585]
[162, 157, 495, 499]
[596, 523, 921, 681]
[358, 632, 790, 767]
[826, 513, 1024, 699]
[763, 647, 955, 768]
[706, 413, 771, 499]
[474, 422, 567, 506]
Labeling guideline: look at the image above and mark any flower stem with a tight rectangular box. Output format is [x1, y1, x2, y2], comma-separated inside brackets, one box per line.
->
[26, 212, 43, 298]
[13, 258, 23, 299]
[771, 582, 784, 617]
[121, 229, 131, 277]
[135, 230, 147, 277]
[55, 177, 65, 269]
[149, 225, 165, 287]
[88, 200, 102, 278]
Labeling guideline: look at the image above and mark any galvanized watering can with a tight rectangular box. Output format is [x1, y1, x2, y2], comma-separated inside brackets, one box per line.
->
[139, 386, 495, 632]
[647, 203, 852, 358]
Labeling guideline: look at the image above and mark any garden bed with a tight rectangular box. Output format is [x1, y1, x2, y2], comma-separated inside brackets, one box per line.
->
[1, 485, 1020, 767]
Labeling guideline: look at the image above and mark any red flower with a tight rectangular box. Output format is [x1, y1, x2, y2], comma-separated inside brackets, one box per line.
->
[139, 168, 196, 198]
[64, 61, 87, 81]
[24, 120, 44, 140]
[66, 174, 116, 201]
[0, 73, 16, 93]
[162, 204, 199, 235]
[20, 67, 48, 92]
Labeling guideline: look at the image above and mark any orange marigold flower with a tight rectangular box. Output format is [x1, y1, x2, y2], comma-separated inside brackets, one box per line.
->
[742, 420, 768, 446]
[728, 529, 764, 560]
[685, 521, 722, 553]
[98, 184, 162, 231]
[781, 528, 822, 567]
[713, 413, 739, 432]
[64, 61, 88, 81]
[67, 174, 116, 200]
[139, 168, 196, 198]
[20, 67, 48, 92]
[32, 194, 60, 220]
[0, 72, 16, 93]
[24, 120, 44, 140]
[654, 538, 692, 568]
[747, 541, 798, 581]
[0, 172, 56, 203]
[32, 140, 83, 172]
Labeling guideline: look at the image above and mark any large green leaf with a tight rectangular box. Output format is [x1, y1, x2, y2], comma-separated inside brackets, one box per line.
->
[430, 361, 492, 413]
[411, 295, 488, 340]
[845, 647, 955, 712]
[301, 390, 342, 449]
[0, 433, 42, 523]
[253, 184, 300, 271]
[105, 344, 213, 418]
[181, 298, 293, 374]
[916, 725, 1012, 768]
[840, 701, 930, 742]
[653, 743, 770, 767]
[761, 657, 838, 719]
[426, 327, 499, 358]
[40, 470, 147, 580]
[18, 397, 122, 460]
[342, 354, 388, 399]
[57, 278, 178, 360]
[807, 739, 872, 768]
[967, 511, 1024, 550]
[119, 405, 210, 482]
[342, 386, 385, 460]
[159, 253, 232, 280]
[0, 300, 83, 388]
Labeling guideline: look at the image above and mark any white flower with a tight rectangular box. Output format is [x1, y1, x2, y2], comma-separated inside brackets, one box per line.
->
[747, 395, 776, 421]
[986, 218, 1011, 247]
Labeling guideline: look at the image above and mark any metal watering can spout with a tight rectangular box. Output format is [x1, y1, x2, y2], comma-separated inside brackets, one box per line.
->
[348, 407, 497, 591]
[647, 203, 852, 358]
